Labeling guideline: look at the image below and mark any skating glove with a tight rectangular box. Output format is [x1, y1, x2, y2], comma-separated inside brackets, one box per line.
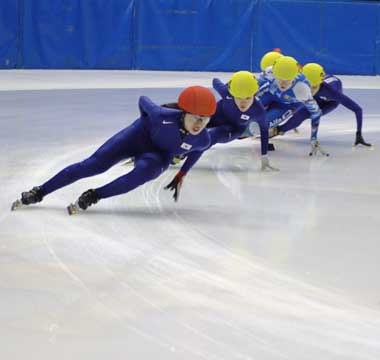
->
[165, 171, 185, 202]
[354, 131, 372, 147]
[261, 155, 279, 171]
[309, 140, 329, 157]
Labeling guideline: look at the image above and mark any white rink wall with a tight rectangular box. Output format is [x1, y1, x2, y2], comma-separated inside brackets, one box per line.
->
[1, 70, 380, 91]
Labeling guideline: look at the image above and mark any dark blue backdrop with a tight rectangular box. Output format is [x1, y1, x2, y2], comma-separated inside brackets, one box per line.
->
[1, 0, 379, 74]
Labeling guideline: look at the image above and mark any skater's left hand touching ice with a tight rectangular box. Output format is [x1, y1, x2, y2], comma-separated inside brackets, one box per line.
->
[165, 171, 185, 202]
[261, 155, 279, 171]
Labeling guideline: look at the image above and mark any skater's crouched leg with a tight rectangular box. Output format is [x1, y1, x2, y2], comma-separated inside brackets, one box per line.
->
[95, 152, 170, 199]
[40, 154, 116, 197]
[62, 155, 112, 182]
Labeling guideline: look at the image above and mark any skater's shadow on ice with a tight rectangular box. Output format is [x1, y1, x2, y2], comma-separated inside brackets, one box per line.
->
[85, 206, 232, 223]
[22, 205, 232, 224]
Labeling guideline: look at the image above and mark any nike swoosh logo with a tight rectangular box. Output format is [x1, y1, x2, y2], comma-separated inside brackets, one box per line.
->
[162, 121, 174, 124]
[226, 96, 233, 99]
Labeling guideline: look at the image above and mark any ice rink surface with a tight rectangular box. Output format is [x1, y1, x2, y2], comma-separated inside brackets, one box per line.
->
[1, 70, 380, 359]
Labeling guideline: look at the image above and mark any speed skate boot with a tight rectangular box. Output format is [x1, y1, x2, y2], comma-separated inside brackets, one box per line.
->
[67, 189, 99, 215]
[11, 186, 44, 211]
[22, 186, 44, 205]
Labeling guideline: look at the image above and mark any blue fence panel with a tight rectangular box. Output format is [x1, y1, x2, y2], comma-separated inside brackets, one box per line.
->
[323, 1, 377, 75]
[377, 4, 380, 74]
[254, 0, 378, 75]
[0, 0, 20, 68]
[253, 0, 323, 71]
[135, 0, 255, 71]
[2, 0, 380, 74]
[22, 0, 134, 69]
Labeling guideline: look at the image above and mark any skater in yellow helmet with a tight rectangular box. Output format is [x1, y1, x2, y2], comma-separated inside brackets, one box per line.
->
[170, 70, 278, 171]
[301, 63, 371, 147]
[182, 70, 279, 171]
[256, 56, 329, 156]
[260, 50, 283, 71]
[257, 48, 284, 87]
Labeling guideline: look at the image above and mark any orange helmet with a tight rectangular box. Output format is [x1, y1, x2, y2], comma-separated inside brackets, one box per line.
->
[178, 86, 216, 117]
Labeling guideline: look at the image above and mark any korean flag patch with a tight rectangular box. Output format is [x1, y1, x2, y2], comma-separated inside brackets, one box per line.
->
[181, 142, 192, 150]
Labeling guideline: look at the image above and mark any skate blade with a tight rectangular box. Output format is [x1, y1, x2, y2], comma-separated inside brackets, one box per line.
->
[249, 135, 260, 140]
[11, 199, 23, 211]
[67, 203, 79, 215]
[121, 158, 134, 166]
[352, 144, 375, 150]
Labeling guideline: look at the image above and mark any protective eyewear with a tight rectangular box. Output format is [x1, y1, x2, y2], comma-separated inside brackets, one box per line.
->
[188, 114, 210, 123]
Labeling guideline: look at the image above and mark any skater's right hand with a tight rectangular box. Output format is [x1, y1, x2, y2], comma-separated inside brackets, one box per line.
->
[165, 171, 185, 202]
[309, 139, 329, 157]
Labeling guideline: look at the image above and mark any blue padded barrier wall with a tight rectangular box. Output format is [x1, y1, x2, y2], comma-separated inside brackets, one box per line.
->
[254, 0, 323, 72]
[323, 1, 377, 75]
[0, 0, 20, 68]
[1, 0, 380, 74]
[135, 0, 255, 71]
[254, 0, 379, 75]
[22, 0, 134, 69]
[375, 4, 380, 75]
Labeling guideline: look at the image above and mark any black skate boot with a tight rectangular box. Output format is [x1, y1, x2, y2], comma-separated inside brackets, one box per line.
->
[78, 189, 99, 210]
[11, 186, 44, 211]
[21, 186, 44, 205]
[67, 189, 99, 215]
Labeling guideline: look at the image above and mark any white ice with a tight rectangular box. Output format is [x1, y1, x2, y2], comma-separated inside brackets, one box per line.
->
[1, 70, 380, 360]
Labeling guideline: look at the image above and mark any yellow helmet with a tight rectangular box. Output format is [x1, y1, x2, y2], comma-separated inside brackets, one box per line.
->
[272, 56, 299, 80]
[260, 51, 283, 71]
[302, 63, 325, 86]
[228, 71, 259, 98]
